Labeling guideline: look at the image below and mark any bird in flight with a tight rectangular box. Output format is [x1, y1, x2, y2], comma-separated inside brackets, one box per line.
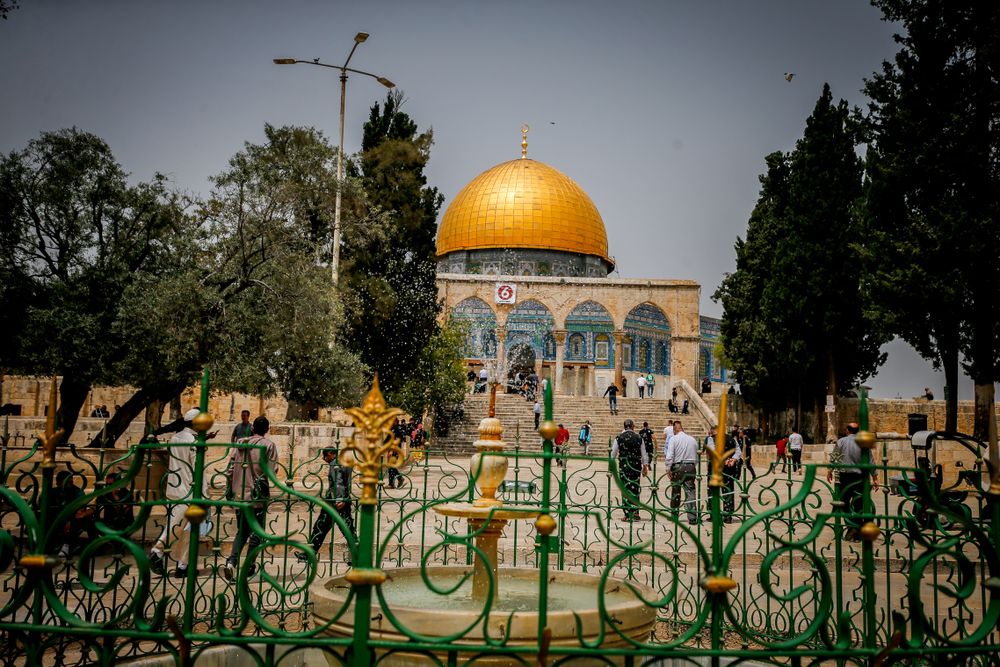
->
[784, 72, 795, 82]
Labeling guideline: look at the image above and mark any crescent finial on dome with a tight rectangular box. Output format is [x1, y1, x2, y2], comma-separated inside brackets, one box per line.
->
[520, 124, 530, 159]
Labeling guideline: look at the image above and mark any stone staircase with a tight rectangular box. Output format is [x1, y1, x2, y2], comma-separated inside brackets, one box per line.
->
[434, 392, 714, 452]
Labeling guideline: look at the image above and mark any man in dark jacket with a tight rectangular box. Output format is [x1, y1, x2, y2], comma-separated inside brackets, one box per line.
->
[602, 383, 620, 415]
[298, 447, 355, 565]
[611, 420, 649, 521]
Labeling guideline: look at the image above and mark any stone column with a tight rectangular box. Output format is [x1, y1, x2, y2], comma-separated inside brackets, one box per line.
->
[553, 330, 567, 394]
[613, 330, 625, 390]
[495, 325, 507, 376]
[468, 517, 508, 603]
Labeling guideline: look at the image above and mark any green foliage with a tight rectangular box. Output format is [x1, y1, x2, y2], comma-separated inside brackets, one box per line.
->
[175, 125, 366, 407]
[863, 0, 1000, 435]
[0, 128, 187, 435]
[714, 86, 888, 414]
[391, 319, 469, 423]
[0, 126, 367, 443]
[341, 90, 445, 406]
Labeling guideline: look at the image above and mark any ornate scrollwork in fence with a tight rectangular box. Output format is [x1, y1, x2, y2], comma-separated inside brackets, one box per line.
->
[1, 375, 998, 666]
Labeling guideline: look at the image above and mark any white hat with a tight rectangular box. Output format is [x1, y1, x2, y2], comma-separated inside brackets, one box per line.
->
[183, 408, 200, 422]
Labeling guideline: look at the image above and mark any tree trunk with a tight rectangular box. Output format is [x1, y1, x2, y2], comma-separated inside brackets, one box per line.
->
[169, 395, 181, 421]
[973, 383, 998, 477]
[813, 396, 823, 445]
[795, 385, 802, 433]
[942, 344, 959, 433]
[145, 399, 166, 435]
[88, 382, 186, 448]
[56, 375, 91, 446]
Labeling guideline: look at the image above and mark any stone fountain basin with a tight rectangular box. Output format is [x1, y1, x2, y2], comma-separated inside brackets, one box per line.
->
[312, 566, 657, 664]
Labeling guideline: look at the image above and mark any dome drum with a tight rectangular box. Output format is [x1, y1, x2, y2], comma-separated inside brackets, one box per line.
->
[438, 248, 608, 278]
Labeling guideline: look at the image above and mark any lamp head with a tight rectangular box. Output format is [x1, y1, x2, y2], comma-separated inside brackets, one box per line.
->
[377, 76, 395, 89]
[273, 58, 296, 65]
[354, 32, 369, 43]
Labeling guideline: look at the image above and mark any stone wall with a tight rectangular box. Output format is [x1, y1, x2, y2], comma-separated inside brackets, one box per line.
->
[0, 376, 354, 426]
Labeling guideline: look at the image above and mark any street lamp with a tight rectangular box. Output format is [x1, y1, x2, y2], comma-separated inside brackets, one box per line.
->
[274, 32, 395, 285]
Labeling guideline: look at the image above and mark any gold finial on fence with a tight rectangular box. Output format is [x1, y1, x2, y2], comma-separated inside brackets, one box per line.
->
[342, 375, 405, 505]
[39, 375, 64, 469]
[705, 392, 735, 488]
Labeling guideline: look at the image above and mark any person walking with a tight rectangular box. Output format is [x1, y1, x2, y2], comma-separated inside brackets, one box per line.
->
[722, 430, 743, 523]
[611, 420, 649, 521]
[662, 421, 676, 460]
[826, 422, 879, 541]
[638, 421, 656, 460]
[787, 427, 804, 474]
[148, 408, 209, 578]
[738, 429, 757, 480]
[231, 410, 253, 442]
[602, 383, 619, 415]
[533, 400, 542, 429]
[298, 447, 355, 565]
[646, 373, 655, 398]
[621, 376, 628, 398]
[664, 420, 700, 524]
[554, 423, 570, 467]
[387, 418, 409, 488]
[636, 374, 647, 399]
[578, 420, 592, 456]
[224, 416, 279, 582]
[775, 434, 789, 473]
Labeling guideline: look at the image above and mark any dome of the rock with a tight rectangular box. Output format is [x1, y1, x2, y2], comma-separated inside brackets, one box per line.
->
[436, 157, 613, 276]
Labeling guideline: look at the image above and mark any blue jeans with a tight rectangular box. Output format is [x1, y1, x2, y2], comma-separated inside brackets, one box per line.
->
[608, 396, 618, 413]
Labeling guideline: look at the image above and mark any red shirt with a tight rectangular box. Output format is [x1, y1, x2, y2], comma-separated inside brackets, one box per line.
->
[776, 438, 788, 455]
[555, 427, 570, 445]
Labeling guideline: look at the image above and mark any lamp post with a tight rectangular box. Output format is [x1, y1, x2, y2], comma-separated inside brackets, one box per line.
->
[274, 32, 395, 285]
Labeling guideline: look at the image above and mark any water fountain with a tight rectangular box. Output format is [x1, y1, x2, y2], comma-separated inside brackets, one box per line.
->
[310, 382, 657, 665]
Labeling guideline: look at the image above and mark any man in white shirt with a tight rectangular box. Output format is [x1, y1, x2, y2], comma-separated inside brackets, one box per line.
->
[787, 428, 804, 474]
[662, 422, 676, 462]
[664, 421, 700, 524]
[636, 374, 647, 398]
[149, 408, 211, 577]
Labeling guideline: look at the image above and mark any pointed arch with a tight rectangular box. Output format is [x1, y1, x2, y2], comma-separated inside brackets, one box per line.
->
[506, 299, 555, 360]
[450, 297, 497, 359]
[564, 300, 614, 362]
[624, 303, 671, 373]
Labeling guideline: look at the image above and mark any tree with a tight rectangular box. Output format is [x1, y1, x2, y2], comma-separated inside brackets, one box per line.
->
[782, 84, 888, 441]
[0, 128, 187, 443]
[341, 90, 445, 417]
[101, 125, 367, 443]
[714, 152, 805, 414]
[391, 319, 469, 435]
[863, 0, 1000, 452]
[0, 1, 18, 20]
[715, 86, 888, 441]
[0, 126, 366, 447]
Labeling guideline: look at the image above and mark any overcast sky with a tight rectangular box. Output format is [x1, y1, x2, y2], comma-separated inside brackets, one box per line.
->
[0, 0, 974, 399]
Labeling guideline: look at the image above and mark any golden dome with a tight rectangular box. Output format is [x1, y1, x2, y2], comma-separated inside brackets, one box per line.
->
[436, 158, 612, 267]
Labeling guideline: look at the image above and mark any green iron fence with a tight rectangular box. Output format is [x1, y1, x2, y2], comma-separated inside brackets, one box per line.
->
[0, 373, 998, 665]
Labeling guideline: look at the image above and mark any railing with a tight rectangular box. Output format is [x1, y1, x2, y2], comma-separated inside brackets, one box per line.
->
[0, 375, 998, 666]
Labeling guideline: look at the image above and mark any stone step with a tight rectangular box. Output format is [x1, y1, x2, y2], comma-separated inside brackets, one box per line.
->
[436, 393, 713, 451]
